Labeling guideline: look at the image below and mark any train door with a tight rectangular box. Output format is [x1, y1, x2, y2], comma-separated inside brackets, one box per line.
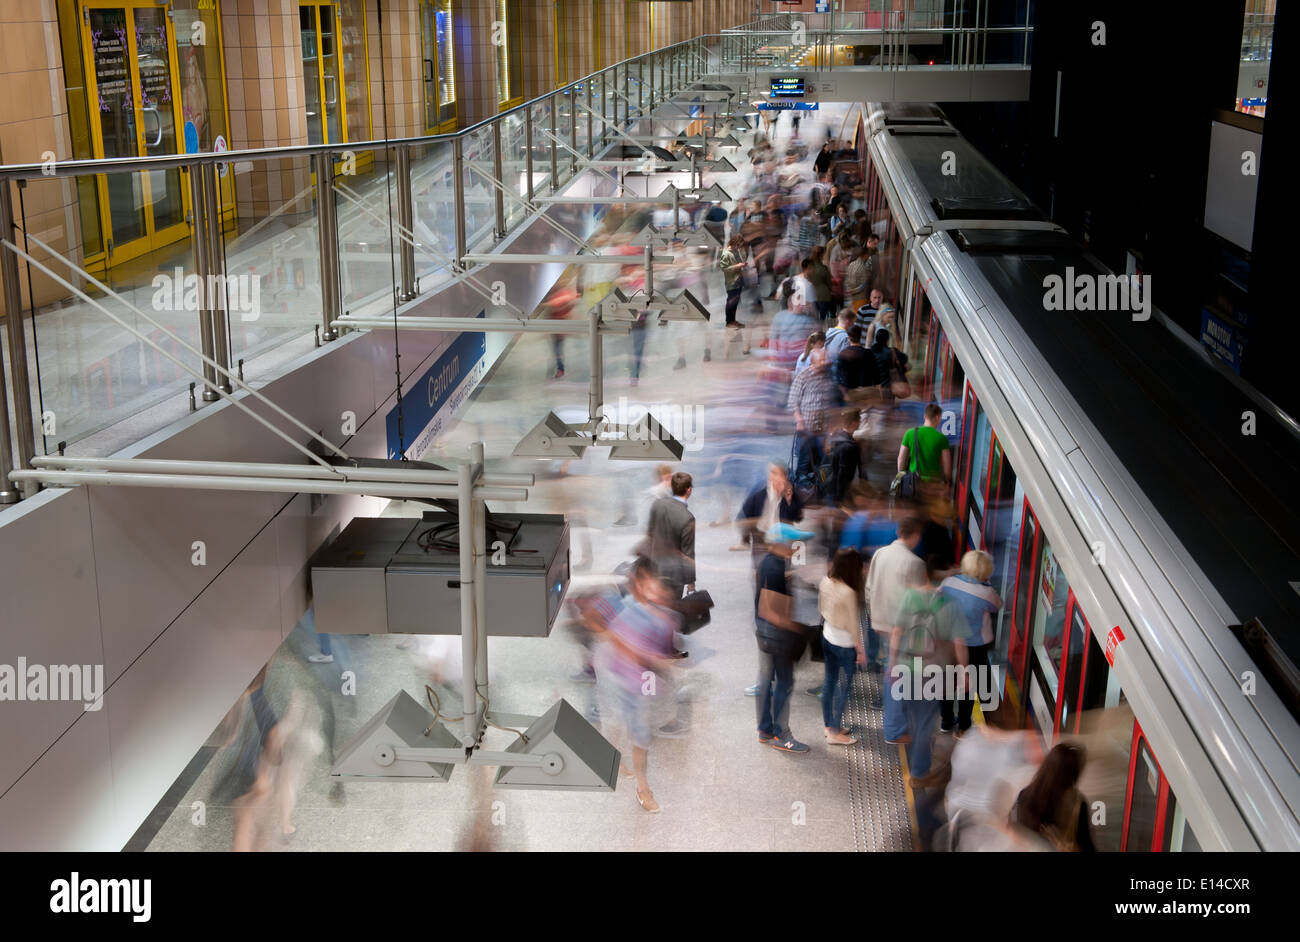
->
[1052, 591, 1111, 736]
[953, 384, 978, 557]
[79, 0, 191, 267]
[1120, 723, 1203, 851]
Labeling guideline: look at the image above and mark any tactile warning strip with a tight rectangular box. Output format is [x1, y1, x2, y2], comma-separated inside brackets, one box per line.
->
[844, 666, 914, 852]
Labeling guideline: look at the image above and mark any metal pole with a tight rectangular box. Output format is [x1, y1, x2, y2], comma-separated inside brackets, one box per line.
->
[452, 137, 467, 269]
[397, 144, 416, 299]
[524, 108, 535, 205]
[569, 88, 578, 177]
[492, 122, 506, 240]
[314, 151, 340, 342]
[202, 163, 232, 393]
[585, 79, 593, 158]
[7, 468, 527, 503]
[471, 440, 488, 728]
[549, 95, 559, 191]
[30, 454, 536, 487]
[0, 175, 34, 497]
[186, 163, 219, 401]
[588, 311, 603, 423]
[458, 449, 478, 747]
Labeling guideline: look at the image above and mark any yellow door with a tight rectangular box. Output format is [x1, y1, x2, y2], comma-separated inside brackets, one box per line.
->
[80, 0, 191, 267]
[420, 0, 457, 133]
[300, 1, 372, 175]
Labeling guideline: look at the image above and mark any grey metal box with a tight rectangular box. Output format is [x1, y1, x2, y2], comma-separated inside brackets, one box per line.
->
[386, 513, 570, 637]
[309, 518, 415, 635]
[310, 513, 569, 638]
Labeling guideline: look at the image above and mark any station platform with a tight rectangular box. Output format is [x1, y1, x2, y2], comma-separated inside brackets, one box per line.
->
[121, 105, 930, 851]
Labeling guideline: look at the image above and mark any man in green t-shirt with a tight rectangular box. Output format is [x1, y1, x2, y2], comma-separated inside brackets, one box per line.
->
[898, 402, 952, 485]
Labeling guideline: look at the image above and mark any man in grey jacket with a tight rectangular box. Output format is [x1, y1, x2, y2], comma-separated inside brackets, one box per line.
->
[642, 472, 696, 602]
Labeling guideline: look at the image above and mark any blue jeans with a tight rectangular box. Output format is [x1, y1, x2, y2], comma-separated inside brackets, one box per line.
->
[318, 633, 333, 657]
[821, 639, 856, 728]
[756, 648, 794, 738]
[630, 322, 648, 379]
[901, 695, 941, 778]
[883, 639, 908, 741]
[793, 430, 823, 484]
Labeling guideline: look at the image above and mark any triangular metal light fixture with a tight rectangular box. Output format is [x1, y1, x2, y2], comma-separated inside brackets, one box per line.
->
[607, 413, 686, 461]
[512, 412, 590, 459]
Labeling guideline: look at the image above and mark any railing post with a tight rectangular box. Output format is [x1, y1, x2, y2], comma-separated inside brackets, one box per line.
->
[313, 151, 340, 342]
[568, 87, 577, 177]
[549, 95, 558, 192]
[585, 79, 593, 158]
[397, 144, 416, 300]
[452, 137, 467, 269]
[0, 174, 34, 500]
[524, 108, 535, 206]
[492, 122, 506, 240]
[202, 162, 232, 393]
[187, 162, 219, 400]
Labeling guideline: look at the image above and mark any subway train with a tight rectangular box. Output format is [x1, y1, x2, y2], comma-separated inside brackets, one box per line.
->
[859, 101, 1300, 850]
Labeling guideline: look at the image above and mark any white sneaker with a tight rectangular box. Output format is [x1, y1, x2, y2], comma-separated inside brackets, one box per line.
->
[308, 654, 334, 664]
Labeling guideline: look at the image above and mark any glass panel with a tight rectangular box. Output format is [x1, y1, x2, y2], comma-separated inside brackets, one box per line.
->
[529, 98, 553, 195]
[501, 111, 529, 231]
[89, 7, 146, 247]
[134, 6, 183, 230]
[24, 170, 202, 447]
[463, 126, 496, 251]
[1031, 539, 1070, 705]
[300, 6, 324, 145]
[223, 154, 322, 369]
[1126, 740, 1160, 852]
[337, 146, 397, 314]
[410, 139, 459, 290]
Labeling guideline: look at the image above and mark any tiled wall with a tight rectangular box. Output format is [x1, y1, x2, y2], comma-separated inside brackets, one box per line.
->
[0, 0, 80, 313]
[454, 0, 499, 128]
[366, 0, 423, 138]
[220, 0, 310, 219]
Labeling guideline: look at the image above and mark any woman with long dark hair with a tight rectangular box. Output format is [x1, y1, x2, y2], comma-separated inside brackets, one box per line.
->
[818, 548, 867, 745]
[1012, 742, 1096, 851]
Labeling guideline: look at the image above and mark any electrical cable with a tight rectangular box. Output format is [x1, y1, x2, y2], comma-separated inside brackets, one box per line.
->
[377, 0, 407, 460]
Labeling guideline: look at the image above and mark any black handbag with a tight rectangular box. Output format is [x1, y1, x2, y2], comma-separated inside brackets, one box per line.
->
[890, 426, 923, 500]
[677, 590, 715, 635]
[755, 619, 808, 661]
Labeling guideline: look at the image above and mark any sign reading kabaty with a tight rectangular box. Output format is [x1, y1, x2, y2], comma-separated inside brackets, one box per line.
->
[385, 315, 487, 461]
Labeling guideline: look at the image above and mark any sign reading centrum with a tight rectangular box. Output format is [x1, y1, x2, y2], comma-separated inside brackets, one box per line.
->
[385, 313, 487, 461]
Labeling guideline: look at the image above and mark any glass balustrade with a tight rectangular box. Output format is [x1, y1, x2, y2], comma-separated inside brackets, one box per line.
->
[1, 17, 1029, 465]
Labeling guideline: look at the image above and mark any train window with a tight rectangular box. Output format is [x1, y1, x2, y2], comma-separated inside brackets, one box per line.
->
[1167, 802, 1202, 853]
[1008, 503, 1038, 688]
[1123, 732, 1166, 852]
[970, 408, 992, 518]
[947, 351, 965, 410]
[1030, 541, 1070, 708]
[992, 478, 1024, 669]
[1057, 597, 1089, 734]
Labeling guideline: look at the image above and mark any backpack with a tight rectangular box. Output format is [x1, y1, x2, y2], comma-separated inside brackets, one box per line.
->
[900, 593, 941, 660]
